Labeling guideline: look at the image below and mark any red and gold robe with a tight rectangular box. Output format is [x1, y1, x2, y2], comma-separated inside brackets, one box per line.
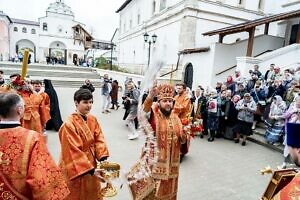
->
[173, 92, 191, 120]
[144, 98, 185, 200]
[39, 92, 51, 128]
[59, 113, 109, 200]
[21, 93, 44, 134]
[273, 173, 300, 200]
[0, 126, 69, 199]
[173, 92, 191, 155]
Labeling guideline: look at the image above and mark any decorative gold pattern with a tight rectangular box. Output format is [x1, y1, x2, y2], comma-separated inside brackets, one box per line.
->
[0, 152, 10, 165]
[0, 127, 69, 199]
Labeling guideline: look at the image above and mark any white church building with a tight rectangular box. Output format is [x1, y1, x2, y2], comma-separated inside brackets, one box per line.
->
[0, 0, 93, 65]
[116, 0, 300, 89]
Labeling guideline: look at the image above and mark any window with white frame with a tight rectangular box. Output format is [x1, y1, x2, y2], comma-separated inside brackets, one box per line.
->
[13, 27, 18, 32]
[137, 12, 141, 25]
[160, 0, 166, 11]
[43, 23, 48, 31]
[258, 0, 265, 10]
[152, 1, 156, 15]
[31, 29, 36, 34]
[22, 27, 27, 33]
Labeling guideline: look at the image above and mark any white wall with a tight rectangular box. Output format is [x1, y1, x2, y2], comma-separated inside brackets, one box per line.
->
[9, 23, 40, 61]
[181, 50, 214, 89]
[279, 1, 300, 13]
[212, 34, 284, 83]
[118, 0, 265, 75]
[37, 14, 86, 64]
[254, 43, 300, 74]
[0, 17, 10, 61]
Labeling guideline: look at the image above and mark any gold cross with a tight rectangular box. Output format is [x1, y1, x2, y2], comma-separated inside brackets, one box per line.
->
[0, 151, 10, 165]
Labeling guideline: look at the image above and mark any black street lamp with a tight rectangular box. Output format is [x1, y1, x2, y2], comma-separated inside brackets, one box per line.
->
[143, 32, 157, 70]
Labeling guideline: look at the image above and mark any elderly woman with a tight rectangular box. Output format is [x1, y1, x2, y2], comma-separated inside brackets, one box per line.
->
[279, 96, 300, 168]
[226, 75, 235, 93]
[233, 93, 257, 146]
[250, 79, 267, 130]
[207, 89, 221, 142]
[265, 95, 287, 145]
[224, 95, 240, 140]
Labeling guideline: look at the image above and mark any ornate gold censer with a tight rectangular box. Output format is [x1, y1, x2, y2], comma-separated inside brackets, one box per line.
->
[97, 161, 121, 197]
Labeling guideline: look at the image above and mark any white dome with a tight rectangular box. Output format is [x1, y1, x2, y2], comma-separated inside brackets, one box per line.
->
[46, 0, 74, 16]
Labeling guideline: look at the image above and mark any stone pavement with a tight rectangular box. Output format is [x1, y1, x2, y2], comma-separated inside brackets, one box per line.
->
[46, 87, 284, 200]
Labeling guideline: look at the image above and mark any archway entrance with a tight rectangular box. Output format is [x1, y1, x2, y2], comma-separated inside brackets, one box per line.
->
[184, 63, 193, 89]
[49, 41, 67, 65]
[16, 39, 36, 63]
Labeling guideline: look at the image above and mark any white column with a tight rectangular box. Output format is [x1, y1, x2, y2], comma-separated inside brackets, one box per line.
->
[236, 56, 262, 78]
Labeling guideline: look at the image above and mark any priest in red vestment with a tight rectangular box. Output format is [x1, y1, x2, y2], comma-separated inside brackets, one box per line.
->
[59, 89, 110, 200]
[143, 83, 187, 200]
[0, 74, 47, 134]
[0, 92, 69, 199]
[173, 83, 191, 158]
[273, 122, 300, 200]
[32, 80, 51, 129]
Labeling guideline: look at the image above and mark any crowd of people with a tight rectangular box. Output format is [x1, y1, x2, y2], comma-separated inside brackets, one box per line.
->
[184, 64, 300, 147]
[1, 61, 300, 199]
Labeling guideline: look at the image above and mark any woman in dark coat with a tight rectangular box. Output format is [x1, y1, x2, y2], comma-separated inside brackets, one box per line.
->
[44, 79, 63, 131]
[224, 95, 240, 139]
[110, 80, 119, 109]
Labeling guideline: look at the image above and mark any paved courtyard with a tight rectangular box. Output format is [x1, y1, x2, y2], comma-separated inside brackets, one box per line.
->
[47, 87, 283, 200]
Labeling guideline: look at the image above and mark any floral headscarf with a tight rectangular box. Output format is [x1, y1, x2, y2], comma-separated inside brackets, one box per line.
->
[232, 95, 241, 104]
[270, 95, 286, 116]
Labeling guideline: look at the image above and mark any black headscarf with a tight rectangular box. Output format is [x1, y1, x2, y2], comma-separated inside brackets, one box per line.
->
[44, 79, 63, 131]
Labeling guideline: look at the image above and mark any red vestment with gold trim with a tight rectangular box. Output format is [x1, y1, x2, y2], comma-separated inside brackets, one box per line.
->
[273, 173, 300, 200]
[144, 99, 184, 200]
[59, 113, 109, 200]
[0, 126, 69, 199]
[173, 92, 191, 155]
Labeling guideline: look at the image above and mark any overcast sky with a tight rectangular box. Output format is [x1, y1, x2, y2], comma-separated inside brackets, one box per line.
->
[0, 0, 124, 40]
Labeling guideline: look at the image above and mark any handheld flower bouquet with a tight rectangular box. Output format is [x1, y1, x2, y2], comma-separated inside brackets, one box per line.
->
[5, 75, 31, 96]
[190, 115, 203, 136]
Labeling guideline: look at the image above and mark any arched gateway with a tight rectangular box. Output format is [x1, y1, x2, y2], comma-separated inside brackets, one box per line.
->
[16, 39, 36, 63]
[183, 63, 194, 90]
[49, 41, 67, 65]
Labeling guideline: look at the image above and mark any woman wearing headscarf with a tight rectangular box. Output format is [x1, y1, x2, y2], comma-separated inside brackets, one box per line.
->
[224, 94, 240, 140]
[226, 75, 235, 93]
[265, 95, 287, 145]
[250, 80, 267, 130]
[206, 89, 221, 142]
[44, 79, 63, 131]
[233, 93, 257, 146]
[279, 96, 300, 169]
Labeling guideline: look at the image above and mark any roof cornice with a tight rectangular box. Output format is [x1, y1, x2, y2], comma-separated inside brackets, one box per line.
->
[116, 0, 132, 13]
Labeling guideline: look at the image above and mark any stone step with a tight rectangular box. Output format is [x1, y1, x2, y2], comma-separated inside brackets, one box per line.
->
[248, 127, 284, 154]
[0, 62, 96, 72]
[0, 61, 102, 88]
[1, 68, 100, 79]
[51, 80, 101, 88]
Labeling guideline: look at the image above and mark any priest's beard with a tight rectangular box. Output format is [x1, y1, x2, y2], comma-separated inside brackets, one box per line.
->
[159, 106, 173, 117]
